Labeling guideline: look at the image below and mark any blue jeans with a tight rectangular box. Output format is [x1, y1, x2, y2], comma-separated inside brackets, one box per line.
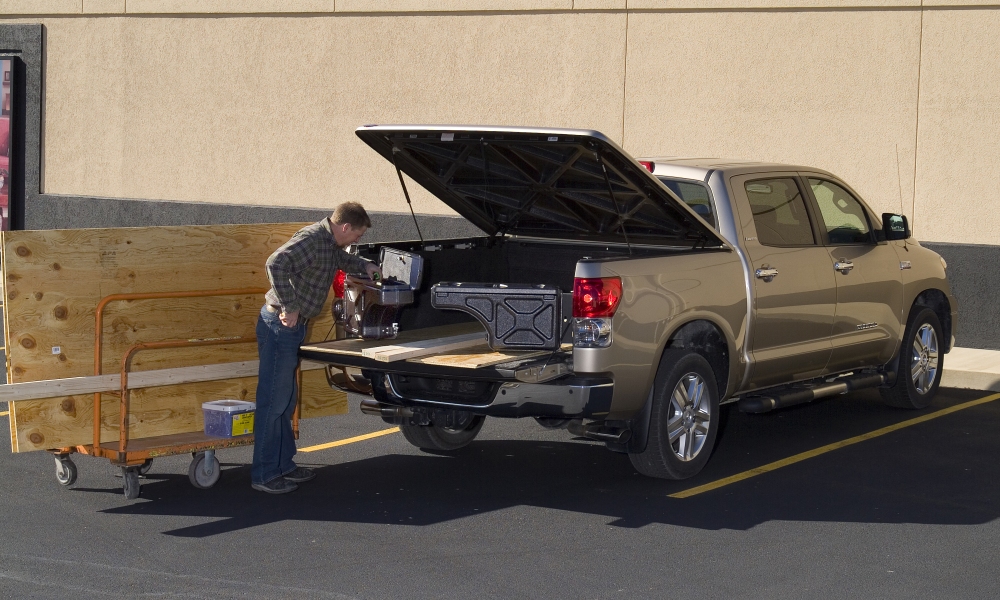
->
[252, 306, 307, 485]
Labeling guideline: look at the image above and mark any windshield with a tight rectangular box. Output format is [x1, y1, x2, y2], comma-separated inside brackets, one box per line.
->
[657, 177, 716, 228]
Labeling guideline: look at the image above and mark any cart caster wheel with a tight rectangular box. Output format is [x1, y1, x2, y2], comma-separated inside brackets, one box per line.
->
[138, 459, 153, 476]
[54, 456, 77, 486]
[122, 467, 141, 500]
[188, 452, 221, 489]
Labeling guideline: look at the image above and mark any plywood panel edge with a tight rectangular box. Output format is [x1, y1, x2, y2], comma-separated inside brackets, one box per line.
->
[3, 230, 19, 453]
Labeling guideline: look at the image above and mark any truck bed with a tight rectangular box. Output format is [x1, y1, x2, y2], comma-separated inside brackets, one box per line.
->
[300, 322, 570, 372]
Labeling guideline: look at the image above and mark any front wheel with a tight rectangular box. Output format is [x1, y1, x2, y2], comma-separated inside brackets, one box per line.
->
[400, 414, 485, 452]
[188, 452, 222, 489]
[880, 307, 943, 409]
[629, 351, 720, 480]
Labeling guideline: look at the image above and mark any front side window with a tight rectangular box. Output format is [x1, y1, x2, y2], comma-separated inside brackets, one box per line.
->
[809, 179, 872, 244]
[744, 177, 816, 246]
[657, 177, 716, 228]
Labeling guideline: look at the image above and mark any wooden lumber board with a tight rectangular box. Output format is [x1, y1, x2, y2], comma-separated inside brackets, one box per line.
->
[300, 322, 483, 357]
[10, 371, 347, 451]
[1, 224, 346, 452]
[0, 359, 329, 403]
[361, 333, 485, 362]
[407, 343, 572, 369]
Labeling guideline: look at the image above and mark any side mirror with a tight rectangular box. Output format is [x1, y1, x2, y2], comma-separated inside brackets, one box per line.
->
[881, 213, 911, 241]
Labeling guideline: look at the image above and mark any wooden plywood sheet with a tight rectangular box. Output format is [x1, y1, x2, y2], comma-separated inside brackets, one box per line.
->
[407, 344, 571, 369]
[2, 223, 348, 452]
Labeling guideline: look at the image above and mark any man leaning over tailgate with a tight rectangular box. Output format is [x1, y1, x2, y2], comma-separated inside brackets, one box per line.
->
[252, 201, 381, 494]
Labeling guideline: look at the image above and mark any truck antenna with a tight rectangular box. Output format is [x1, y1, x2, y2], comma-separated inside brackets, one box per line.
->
[895, 144, 904, 215]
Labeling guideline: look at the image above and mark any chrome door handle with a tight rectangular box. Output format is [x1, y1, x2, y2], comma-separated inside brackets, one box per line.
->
[755, 267, 778, 282]
[834, 260, 854, 275]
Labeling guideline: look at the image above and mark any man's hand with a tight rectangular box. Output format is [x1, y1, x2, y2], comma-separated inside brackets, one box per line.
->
[279, 310, 300, 328]
[365, 262, 382, 280]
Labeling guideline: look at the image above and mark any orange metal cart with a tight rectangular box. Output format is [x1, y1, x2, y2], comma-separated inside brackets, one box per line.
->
[48, 288, 301, 500]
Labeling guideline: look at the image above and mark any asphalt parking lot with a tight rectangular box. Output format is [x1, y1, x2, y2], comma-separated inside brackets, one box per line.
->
[1, 386, 999, 599]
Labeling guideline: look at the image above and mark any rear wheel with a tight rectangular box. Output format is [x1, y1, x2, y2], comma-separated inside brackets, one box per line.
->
[629, 351, 720, 480]
[400, 414, 486, 452]
[880, 307, 943, 409]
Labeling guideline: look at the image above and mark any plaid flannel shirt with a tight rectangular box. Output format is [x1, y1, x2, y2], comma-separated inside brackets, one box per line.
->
[264, 218, 371, 319]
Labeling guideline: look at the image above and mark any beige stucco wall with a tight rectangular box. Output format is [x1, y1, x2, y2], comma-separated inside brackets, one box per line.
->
[40, 13, 627, 217]
[914, 9, 1000, 245]
[625, 10, 921, 221]
[0, 2, 997, 244]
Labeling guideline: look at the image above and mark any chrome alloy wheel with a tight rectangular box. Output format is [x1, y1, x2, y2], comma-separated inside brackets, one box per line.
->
[667, 372, 711, 461]
[910, 323, 939, 395]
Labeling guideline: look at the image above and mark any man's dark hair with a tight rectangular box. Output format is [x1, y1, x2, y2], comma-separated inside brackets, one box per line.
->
[332, 202, 372, 229]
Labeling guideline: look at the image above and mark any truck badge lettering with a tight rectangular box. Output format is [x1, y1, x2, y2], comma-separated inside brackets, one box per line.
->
[857, 322, 878, 331]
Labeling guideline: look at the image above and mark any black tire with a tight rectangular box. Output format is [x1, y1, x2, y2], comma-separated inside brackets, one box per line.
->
[629, 351, 721, 480]
[880, 307, 943, 409]
[400, 415, 486, 452]
[122, 467, 141, 500]
[54, 456, 78, 486]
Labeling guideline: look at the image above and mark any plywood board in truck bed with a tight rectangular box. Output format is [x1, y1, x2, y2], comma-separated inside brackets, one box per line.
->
[2, 224, 348, 452]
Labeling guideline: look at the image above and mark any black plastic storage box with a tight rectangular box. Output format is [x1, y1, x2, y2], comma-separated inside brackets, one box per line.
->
[431, 283, 562, 351]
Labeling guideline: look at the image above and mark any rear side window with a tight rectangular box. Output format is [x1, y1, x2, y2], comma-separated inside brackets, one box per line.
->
[744, 178, 816, 246]
[809, 178, 873, 244]
[657, 177, 716, 228]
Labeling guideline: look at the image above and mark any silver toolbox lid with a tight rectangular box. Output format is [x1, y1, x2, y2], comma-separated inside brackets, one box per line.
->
[379, 247, 424, 290]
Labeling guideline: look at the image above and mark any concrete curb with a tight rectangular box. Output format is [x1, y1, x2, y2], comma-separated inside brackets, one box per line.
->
[942, 347, 1000, 392]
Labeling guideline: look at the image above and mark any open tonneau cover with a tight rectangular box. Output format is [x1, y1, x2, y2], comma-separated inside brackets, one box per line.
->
[356, 125, 727, 248]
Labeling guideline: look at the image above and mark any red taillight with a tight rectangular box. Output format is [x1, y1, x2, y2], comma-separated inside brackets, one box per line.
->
[573, 277, 623, 318]
[638, 161, 654, 173]
[332, 270, 346, 298]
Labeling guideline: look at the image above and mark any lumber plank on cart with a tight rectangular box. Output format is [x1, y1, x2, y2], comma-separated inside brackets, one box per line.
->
[1, 224, 347, 453]
[0, 360, 329, 403]
[7, 360, 346, 451]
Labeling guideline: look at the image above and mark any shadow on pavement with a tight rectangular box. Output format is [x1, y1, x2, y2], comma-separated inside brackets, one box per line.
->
[83, 388, 1000, 535]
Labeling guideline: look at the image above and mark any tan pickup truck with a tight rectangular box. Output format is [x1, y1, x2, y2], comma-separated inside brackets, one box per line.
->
[300, 125, 957, 480]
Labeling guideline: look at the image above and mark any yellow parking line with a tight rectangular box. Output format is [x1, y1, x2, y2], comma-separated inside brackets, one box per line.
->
[670, 392, 1000, 499]
[299, 427, 400, 453]
[0, 411, 8, 417]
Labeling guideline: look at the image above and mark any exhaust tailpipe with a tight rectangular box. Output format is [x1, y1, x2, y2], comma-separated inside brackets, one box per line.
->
[359, 398, 413, 419]
[568, 420, 632, 444]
